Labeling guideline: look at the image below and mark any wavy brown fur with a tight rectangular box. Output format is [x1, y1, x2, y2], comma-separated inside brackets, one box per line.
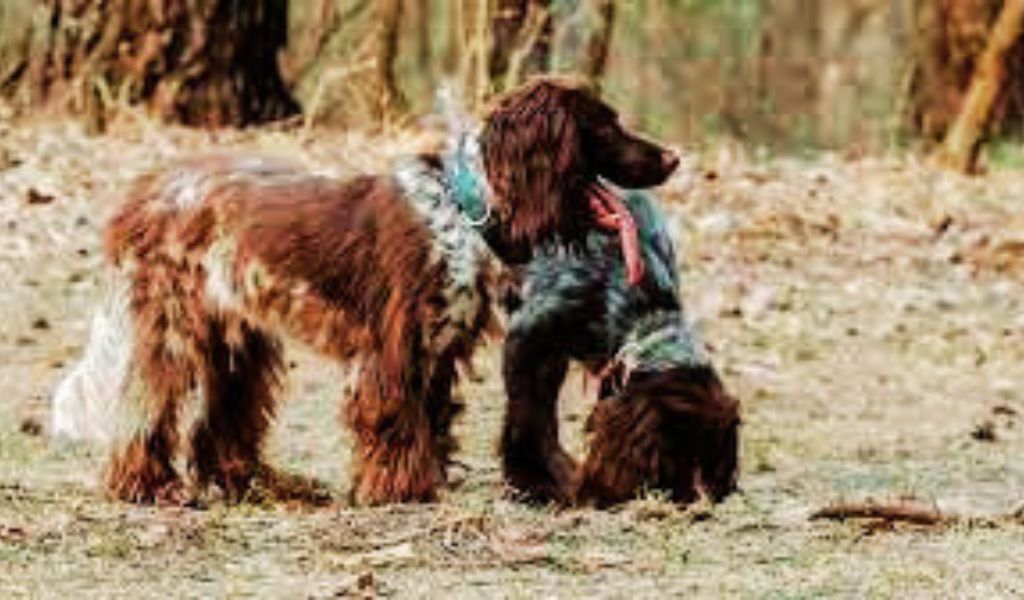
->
[100, 156, 496, 505]
[500, 191, 739, 507]
[481, 77, 679, 253]
[67, 78, 678, 506]
[578, 367, 740, 507]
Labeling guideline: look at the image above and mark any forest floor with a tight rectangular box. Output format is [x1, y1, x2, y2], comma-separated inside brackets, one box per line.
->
[2, 112, 1024, 598]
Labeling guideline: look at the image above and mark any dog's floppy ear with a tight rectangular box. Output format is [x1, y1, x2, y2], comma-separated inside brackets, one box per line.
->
[698, 394, 740, 501]
[481, 80, 585, 246]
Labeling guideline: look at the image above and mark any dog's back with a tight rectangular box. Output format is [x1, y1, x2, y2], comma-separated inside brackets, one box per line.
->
[99, 155, 495, 361]
[509, 190, 683, 367]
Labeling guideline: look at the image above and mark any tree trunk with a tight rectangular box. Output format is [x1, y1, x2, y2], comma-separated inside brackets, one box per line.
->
[6, 0, 299, 128]
[757, 0, 823, 132]
[442, 0, 464, 76]
[937, 0, 1024, 172]
[281, 0, 373, 87]
[907, 0, 1024, 143]
[410, 0, 433, 75]
[489, 0, 552, 91]
[374, 0, 407, 118]
[908, 0, 993, 139]
[579, 0, 616, 91]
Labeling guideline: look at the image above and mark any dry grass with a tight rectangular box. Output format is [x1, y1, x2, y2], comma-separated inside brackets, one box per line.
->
[2, 112, 1024, 598]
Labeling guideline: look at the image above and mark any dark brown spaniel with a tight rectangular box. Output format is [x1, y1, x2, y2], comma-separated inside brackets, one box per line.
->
[502, 190, 739, 506]
[52, 77, 679, 506]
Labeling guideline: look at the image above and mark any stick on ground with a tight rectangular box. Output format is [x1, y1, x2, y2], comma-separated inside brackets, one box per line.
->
[810, 500, 954, 525]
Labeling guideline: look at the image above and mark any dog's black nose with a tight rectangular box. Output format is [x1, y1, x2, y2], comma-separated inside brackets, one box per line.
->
[661, 150, 680, 174]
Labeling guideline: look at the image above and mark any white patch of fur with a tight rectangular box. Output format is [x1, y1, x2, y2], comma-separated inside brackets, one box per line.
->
[202, 236, 243, 311]
[51, 272, 135, 446]
[157, 156, 305, 211]
[159, 167, 208, 210]
[394, 159, 492, 349]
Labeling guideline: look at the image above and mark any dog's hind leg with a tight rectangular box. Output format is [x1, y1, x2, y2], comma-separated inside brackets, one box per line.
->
[104, 271, 201, 503]
[188, 315, 284, 500]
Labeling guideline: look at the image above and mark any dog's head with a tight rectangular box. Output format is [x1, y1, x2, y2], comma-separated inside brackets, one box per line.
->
[480, 78, 679, 249]
[630, 366, 740, 502]
[583, 363, 740, 506]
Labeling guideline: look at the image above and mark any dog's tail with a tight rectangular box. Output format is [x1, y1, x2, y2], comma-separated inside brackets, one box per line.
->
[51, 270, 136, 446]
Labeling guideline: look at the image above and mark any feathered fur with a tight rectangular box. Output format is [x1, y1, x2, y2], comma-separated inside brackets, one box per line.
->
[53, 78, 680, 506]
[502, 191, 740, 506]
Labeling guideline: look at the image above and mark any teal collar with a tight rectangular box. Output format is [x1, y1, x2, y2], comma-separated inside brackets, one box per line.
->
[443, 132, 492, 228]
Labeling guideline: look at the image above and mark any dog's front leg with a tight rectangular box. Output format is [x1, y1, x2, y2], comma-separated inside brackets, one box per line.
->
[345, 360, 444, 505]
[500, 326, 577, 505]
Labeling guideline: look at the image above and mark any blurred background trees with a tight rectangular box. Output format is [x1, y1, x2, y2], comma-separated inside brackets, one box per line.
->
[1, 0, 1023, 169]
[0, 0, 298, 130]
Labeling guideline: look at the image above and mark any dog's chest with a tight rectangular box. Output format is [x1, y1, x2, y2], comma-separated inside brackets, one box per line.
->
[394, 160, 493, 345]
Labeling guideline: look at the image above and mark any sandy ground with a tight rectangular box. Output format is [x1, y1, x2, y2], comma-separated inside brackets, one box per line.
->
[2, 115, 1024, 598]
